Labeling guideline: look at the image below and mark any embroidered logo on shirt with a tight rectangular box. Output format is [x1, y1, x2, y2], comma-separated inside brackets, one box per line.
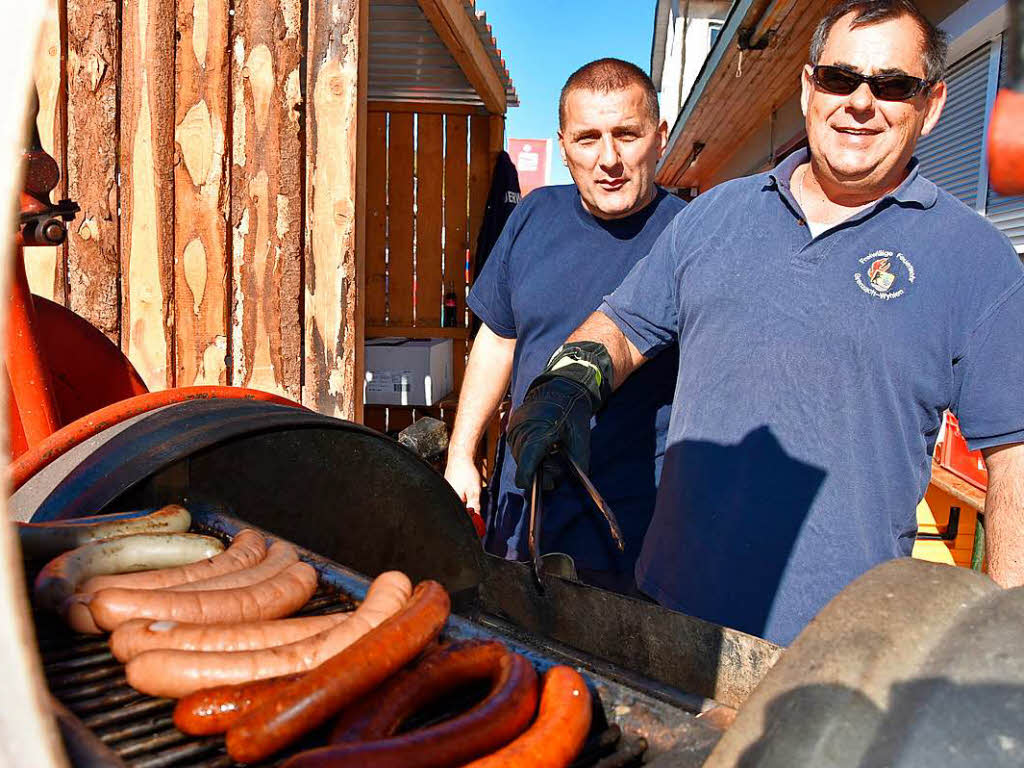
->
[854, 250, 915, 300]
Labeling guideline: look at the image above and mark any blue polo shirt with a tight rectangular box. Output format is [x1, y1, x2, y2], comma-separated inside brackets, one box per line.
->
[469, 184, 685, 584]
[601, 150, 1024, 645]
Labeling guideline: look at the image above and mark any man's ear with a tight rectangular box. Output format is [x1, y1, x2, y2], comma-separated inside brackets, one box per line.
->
[656, 120, 669, 159]
[800, 64, 814, 117]
[557, 131, 568, 167]
[919, 80, 947, 137]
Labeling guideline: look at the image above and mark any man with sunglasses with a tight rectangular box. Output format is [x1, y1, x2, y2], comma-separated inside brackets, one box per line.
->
[504, 0, 1024, 646]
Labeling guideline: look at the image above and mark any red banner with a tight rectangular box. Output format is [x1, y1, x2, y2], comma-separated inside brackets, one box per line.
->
[508, 138, 552, 196]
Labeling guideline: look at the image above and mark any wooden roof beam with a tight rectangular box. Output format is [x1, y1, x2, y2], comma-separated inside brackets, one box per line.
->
[417, 0, 507, 115]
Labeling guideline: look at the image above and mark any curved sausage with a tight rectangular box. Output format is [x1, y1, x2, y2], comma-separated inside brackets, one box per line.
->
[18, 505, 192, 560]
[80, 529, 266, 594]
[163, 539, 296, 591]
[173, 673, 305, 735]
[88, 560, 317, 632]
[330, 638, 507, 742]
[283, 652, 538, 768]
[123, 570, 411, 697]
[34, 533, 224, 616]
[226, 579, 450, 764]
[109, 611, 350, 662]
[461, 666, 592, 768]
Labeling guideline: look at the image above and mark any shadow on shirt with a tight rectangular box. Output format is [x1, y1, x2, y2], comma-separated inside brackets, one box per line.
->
[641, 425, 826, 640]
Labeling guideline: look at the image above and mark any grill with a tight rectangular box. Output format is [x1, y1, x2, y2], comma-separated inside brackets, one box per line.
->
[20, 400, 782, 767]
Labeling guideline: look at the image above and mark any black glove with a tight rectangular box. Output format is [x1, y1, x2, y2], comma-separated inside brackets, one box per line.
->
[507, 342, 613, 491]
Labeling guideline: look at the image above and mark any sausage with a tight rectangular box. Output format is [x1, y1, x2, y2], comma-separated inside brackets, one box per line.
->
[173, 673, 305, 735]
[163, 538, 296, 591]
[329, 638, 507, 742]
[109, 611, 350, 662]
[283, 652, 538, 768]
[226, 579, 450, 764]
[33, 533, 224, 616]
[18, 505, 192, 560]
[461, 666, 592, 768]
[87, 560, 317, 632]
[80, 528, 267, 594]
[122, 570, 411, 697]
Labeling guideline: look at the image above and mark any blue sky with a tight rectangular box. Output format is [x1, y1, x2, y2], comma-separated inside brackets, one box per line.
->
[479, 1, 658, 186]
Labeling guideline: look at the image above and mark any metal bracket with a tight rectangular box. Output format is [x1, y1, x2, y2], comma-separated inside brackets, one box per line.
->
[916, 506, 960, 541]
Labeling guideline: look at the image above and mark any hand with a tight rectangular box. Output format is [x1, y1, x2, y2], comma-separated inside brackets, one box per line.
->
[507, 377, 593, 491]
[444, 451, 482, 514]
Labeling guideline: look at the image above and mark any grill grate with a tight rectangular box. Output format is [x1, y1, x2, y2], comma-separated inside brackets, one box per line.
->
[38, 584, 355, 768]
[32, 522, 662, 768]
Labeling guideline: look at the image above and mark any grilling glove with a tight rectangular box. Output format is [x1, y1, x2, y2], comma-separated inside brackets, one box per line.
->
[507, 341, 614, 491]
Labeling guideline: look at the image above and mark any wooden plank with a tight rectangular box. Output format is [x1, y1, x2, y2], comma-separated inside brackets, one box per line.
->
[303, 0, 364, 417]
[415, 114, 443, 326]
[29, 7, 66, 304]
[353, 0, 369, 424]
[387, 112, 414, 325]
[444, 114, 468, 330]
[417, 0, 506, 115]
[230, 0, 304, 401]
[366, 325, 468, 339]
[467, 114, 490, 282]
[369, 100, 481, 115]
[365, 112, 387, 326]
[66, 0, 120, 342]
[929, 461, 986, 512]
[174, 0, 230, 386]
[120, 0, 176, 390]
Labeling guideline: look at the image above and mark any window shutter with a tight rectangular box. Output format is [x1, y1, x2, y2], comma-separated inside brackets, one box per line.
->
[915, 43, 992, 210]
[985, 36, 1024, 253]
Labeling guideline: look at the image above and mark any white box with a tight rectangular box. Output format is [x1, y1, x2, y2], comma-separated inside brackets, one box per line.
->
[364, 337, 453, 407]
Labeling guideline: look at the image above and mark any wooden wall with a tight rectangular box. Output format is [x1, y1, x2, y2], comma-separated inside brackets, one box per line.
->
[29, 0, 367, 419]
[363, 103, 504, 443]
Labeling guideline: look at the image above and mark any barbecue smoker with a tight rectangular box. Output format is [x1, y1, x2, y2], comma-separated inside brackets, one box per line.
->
[14, 400, 1024, 768]
[15, 400, 779, 767]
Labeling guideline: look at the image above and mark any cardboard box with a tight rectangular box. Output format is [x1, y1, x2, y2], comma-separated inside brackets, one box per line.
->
[364, 337, 453, 407]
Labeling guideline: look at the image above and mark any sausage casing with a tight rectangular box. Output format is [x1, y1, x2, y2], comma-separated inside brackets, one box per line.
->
[226, 579, 450, 763]
[461, 665, 592, 768]
[284, 651, 538, 768]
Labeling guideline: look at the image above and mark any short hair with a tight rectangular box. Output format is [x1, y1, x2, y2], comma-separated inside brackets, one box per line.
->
[809, 0, 949, 83]
[558, 58, 660, 130]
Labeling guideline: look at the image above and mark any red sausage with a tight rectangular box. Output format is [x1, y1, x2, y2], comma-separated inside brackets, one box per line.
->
[172, 673, 305, 735]
[330, 638, 508, 743]
[282, 652, 538, 768]
[462, 665, 592, 768]
[225, 580, 450, 764]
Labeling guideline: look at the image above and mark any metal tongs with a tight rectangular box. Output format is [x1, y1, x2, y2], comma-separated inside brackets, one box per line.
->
[528, 445, 625, 592]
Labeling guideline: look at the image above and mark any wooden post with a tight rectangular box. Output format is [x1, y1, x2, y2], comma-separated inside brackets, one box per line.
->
[444, 114, 468, 389]
[230, 0, 304, 400]
[303, 0, 364, 417]
[66, 0, 120, 342]
[120, 0, 176, 390]
[29, 5, 66, 304]
[174, 0, 230, 385]
[416, 114, 443, 327]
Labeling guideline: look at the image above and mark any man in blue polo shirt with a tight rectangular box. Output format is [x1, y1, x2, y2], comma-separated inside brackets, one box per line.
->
[507, 0, 1024, 645]
[444, 59, 685, 593]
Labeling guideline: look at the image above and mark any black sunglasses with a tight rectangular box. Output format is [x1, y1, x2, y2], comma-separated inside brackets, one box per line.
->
[812, 65, 932, 101]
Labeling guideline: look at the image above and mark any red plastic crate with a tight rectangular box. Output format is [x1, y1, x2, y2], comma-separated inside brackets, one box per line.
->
[937, 413, 988, 491]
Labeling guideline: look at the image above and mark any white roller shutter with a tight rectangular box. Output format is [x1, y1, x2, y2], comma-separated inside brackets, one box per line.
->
[915, 43, 992, 210]
[985, 36, 1024, 253]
